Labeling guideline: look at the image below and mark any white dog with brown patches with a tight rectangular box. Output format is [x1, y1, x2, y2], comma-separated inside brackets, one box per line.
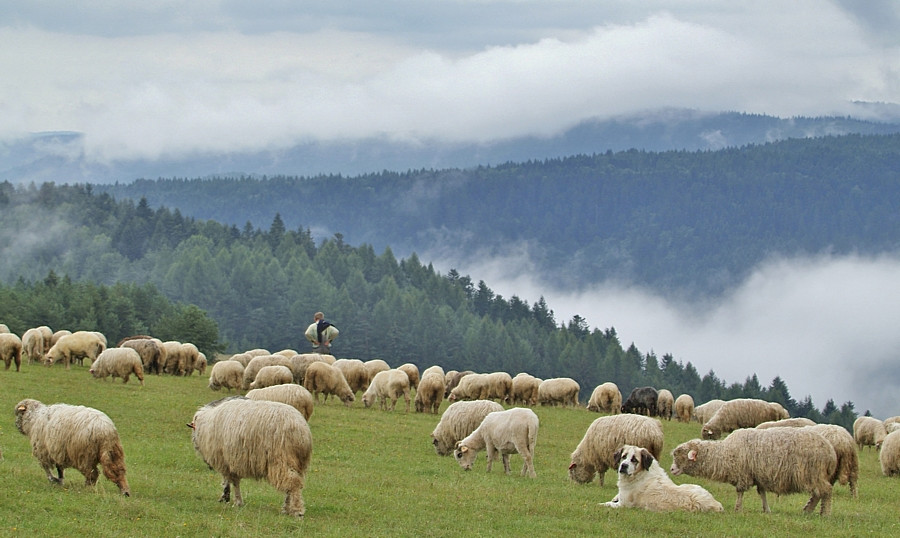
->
[603, 445, 723, 512]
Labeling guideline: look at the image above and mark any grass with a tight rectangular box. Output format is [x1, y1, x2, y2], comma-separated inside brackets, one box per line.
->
[1, 363, 899, 537]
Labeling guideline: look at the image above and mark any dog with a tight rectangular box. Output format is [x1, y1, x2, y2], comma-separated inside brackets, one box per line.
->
[602, 444, 723, 512]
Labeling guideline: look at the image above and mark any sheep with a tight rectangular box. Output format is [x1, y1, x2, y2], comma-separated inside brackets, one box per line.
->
[693, 399, 725, 424]
[568, 414, 665, 487]
[247, 383, 315, 421]
[161, 340, 186, 374]
[449, 373, 490, 401]
[22, 328, 45, 364]
[485, 371, 513, 403]
[415, 371, 445, 414]
[511, 372, 541, 406]
[195, 352, 208, 375]
[431, 399, 504, 456]
[454, 407, 539, 477]
[242, 355, 293, 390]
[756, 417, 817, 429]
[332, 358, 370, 395]
[853, 416, 888, 450]
[121, 337, 167, 375]
[879, 430, 900, 477]
[208, 360, 245, 392]
[444, 370, 473, 397]
[587, 382, 621, 414]
[188, 396, 312, 516]
[362, 368, 411, 412]
[89, 348, 145, 385]
[656, 389, 674, 420]
[290, 353, 332, 384]
[364, 358, 390, 383]
[50, 329, 71, 348]
[670, 427, 838, 515]
[15, 398, 130, 496]
[884, 416, 900, 428]
[537, 377, 580, 407]
[397, 363, 420, 390]
[805, 424, 859, 498]
[0, 323, 8, 332]
[0, 332, 23, 371]
[701, 398, 790, 440]
[303, 361, 355, 406]
[250, 365, 294, 389]
[229, 352, 254, 367]
[622, 386, 659, 416]
[37, 325, 54, 353]
[45, 331, 107, 369]
[274, 349, 298, 359]
[887, 422, 900, 434]
[245, 348, 271, 358]
[180, 343, 201, 376]
[422, 365, 445, 379]
[674, 394, 694, 423]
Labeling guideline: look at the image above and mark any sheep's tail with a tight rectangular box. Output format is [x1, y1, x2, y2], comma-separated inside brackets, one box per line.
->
[100, 438, 131, 496]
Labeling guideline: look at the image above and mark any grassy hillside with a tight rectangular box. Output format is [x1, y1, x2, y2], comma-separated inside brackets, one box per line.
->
[0, 363, 896, 537]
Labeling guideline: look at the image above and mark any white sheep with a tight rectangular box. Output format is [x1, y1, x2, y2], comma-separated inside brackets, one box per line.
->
[656, 389, 674, 420]
[290, 353, 332, 384]
[397, 363, 420, 390]
[701, 398, 790, 440]
[89, 348, 145, 385]
[250, 365, 294, 389]
[194, 352, 208, 375]
[511, 373, 541, 406]
[364, 359, 391, 383]
[756, 417, 817, 429]
[484, 371, 513, 403]
[180, 343, 201, 376]
[208, 360, 245, 392]
[161, 340, 186, 374]
[415, 371, 445, 414]
[362, 368, 411, 412]
[22, 328, 45, 365]
[692, 399, 725, 424]
[444, 370, 473, 398]
[422, 365, 445, 379]
[121, 337, 167, 375]
[15, 398, 130, 496]
[46, 331, 106, 368]
[0, 332, 23, 371]
[805, 424, 859, 498]
[853, 416, 888, 450]
[568, 414, 664, 487]
[246, 383, 315, 421]
[332, 358, 370, 395]
[587, 382, 621, 414]
[228, 352, 254, 367]
[537, 377, 580, 407]
[674, 394, 694, 423]
[670, 427, 838, 515]
[449, 373, 490, 401]
[189, 396, 312, 516]
[242, 355, 294, 390]
[879, 430, 900, 477]
[303, 361, 355, 406]
[454, 407, 539, 477]
[431, 400, 504, 456]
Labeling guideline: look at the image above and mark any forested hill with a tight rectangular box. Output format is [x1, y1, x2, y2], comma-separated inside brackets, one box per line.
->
[96, 134, 900, 296]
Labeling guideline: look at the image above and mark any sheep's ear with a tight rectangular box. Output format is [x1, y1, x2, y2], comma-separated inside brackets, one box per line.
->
[640, 449, 654, 470]
[687, 449, 697, 462]
[16, 404, 26, 412]
[186, 422, 195, 429]
[568, 462, 577, 470]
[459, 446, 469, 453]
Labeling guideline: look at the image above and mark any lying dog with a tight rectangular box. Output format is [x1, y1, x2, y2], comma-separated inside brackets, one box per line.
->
[603, 444, 723, 512]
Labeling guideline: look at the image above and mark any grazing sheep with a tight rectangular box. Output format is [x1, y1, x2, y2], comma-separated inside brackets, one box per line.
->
[449, 373, 489, 401]
[568, 414, 664, 487]
[879, 430, 900, 477]
[853, 416, 888, 451]
[116, 334, 152, 346]
[245, 348, 271, 358]
[671, 427, 838, 515]
[242, 355, 293, 390]
[121, 337, 167, 375]
[332, 358, 370, 395]
[250, 365, 294, 389]
[656, 389, 674, 420]
[454, 407, 539, 477]
[397, 363, 420, 390]
[622, 386, 659, 416]
[50, 329, 71, 348]
[364, 359, 391, 383]
[90, 348, 145, 385]
[247, 383, 315, 421]
[701, 398, 790, 440]
[431, 400, 504, 456]
[485, 371, 513, 403]
[290, 353, 332, 384]
[188, 397, 312, 516]
[422, 365, 445, 379]
[674, 394, 694, 423]
[693, 399, 725, 424]
[229, 352, 254, 367]
[15, 399, 130, 496]
[22, 328, 45, 365]
[46, 331, 107, 368]
[805, 424, 859, 498]
[195, 352, 208, 375]
[303, 361, 355, 406]
[884, 416, 900, 428]
[444, 370, 473, 398]
[415, 371, 445, 414]
[180, 343, 201, 376]
[274, 349, 298, 359]
[37, 326, 54, 352]
[0, 332, 23, 371]
[887, 422, 900, 434]
[537, 377, 580, 407]
[208, 360, 245, 392]
[161, 341, 186, 375]
[756, 417, 817, 429]
[587, 382, 621, 414]
[362, 368, 411, 412]
[511, 373, 541, 406]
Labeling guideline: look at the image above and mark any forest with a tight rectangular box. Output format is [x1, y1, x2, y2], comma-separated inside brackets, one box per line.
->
[0, 180, 860, 428]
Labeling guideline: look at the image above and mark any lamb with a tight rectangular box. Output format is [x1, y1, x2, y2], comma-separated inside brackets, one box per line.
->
[15, 398, 130, 496]
[879, 430, 900, 477]
[587, 382, 621, 414]
[46, 331, 106, 368]
[188, 396, 312, 516]
[208, 360, 245, 392]
[537, 377, 580, 407]
[0, 332, 23, 371]
[431, 399, 504, 456]
[246, 383, 315, 421]
[701, 398, 790, 440]
[656, 389, 674, 420]
[805, 424, 859, 498]
[756, 417, 817, 429]
[670, 427, 838, 515]
[454, 407, 539, 477]
[511, 373, 541, 406]
[250, 365, 294, 389]
[397, 363, 420, 390]
[693, 399, 725, 424]
[121, 337, 167, 375]
[303, 361, 355, 406]
[674, 394, 694, 423]
[22, 328, 45, 365]
[242, 355, 293, 390]
[89, 348, 145, 385]
[364, 358, 391, 383]
[853, 416, 888, 450]
[332, 358, 370, 395]
[415, 371, 445, 414]
[362, 368, 411, 412]
[568, 414, 664, 487]
[621, 386, 659, 416]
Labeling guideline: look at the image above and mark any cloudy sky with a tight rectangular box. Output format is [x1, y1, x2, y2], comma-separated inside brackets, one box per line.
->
[2, 1, 899, 163]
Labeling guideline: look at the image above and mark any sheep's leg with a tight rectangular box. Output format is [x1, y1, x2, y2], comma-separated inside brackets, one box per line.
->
[757, 487, 770, 513]
[231, 478, 244, 507]
[485, 446, 496, 472]
[84, 466, 100, 486]
[389, 397, 397, 411]
[820, 491, 832, 516]
[734, 488, 744, 511]
[802, 494, 820, 513]
[404, 392, 410, 413]
[521, 448, 536, 478]
[280, 469, 307, 517]
[219, 479, 231, 503]
[501, 453, 511, 475]
[44, 464, 63, 485]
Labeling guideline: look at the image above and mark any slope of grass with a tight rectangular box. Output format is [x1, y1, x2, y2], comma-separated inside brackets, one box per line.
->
[0, 363, 897, 537]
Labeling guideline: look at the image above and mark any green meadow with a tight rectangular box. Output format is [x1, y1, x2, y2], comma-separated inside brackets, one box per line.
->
[0, 363, 897, 537]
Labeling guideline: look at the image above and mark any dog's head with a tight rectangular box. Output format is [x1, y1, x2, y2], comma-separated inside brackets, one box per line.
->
[613, 444, 655, 476]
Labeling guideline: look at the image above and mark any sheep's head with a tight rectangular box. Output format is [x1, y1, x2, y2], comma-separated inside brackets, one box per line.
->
[701, 426, 719, 440]
[362, 393, 374, 408]
[567, 455, 596, 483]
[670, 441, 701, 476]
[341, 391, 355, 407]
[14, 399, 42, 435]
[454, 444, 477, 471]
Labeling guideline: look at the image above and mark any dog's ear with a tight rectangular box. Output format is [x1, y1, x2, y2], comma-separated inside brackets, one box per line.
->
[613, 446, 624, 466]
[640, 448, 654, 471]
